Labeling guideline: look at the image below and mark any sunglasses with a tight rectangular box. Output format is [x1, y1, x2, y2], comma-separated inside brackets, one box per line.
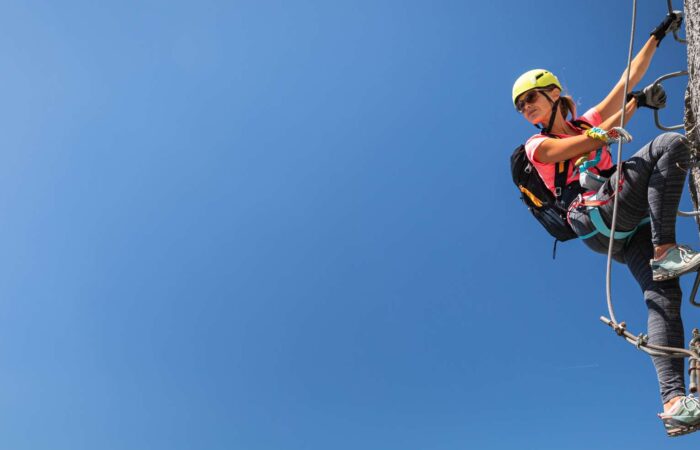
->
[516, 90, 540, 113]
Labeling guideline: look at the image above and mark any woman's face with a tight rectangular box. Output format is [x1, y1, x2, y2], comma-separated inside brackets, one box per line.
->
[517, 88, 560, 125]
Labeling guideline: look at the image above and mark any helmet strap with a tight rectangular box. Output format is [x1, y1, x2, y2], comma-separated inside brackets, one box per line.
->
[538, 90, 561, 135]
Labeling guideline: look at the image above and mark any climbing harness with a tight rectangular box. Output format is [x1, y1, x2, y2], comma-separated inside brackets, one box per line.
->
[577, 148, 607, 191]
[567, 167, 651, 242]
[578, 208, 650, 241]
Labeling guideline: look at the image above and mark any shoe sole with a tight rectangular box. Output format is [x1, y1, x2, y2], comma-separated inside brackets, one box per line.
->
[663, 418, 700, 437]
[654, 270, 686, 282]
[666, 424, 700, 437]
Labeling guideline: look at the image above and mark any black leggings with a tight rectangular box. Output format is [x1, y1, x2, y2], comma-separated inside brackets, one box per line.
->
[568, 132, 691, 404]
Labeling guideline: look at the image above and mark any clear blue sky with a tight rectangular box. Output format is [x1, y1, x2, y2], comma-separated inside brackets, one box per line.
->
[0, 1, 696, 448]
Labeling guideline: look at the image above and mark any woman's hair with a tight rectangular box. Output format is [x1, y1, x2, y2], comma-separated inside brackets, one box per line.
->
[541, 85, 577, 121]
[559, 94, 577, 121]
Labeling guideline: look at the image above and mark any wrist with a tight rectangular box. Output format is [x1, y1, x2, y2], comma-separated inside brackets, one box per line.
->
[652, 33, 663, 47]
[627, 91, 643, 107]
[585, 127, 633, 146]
[585, 127, 609, 143]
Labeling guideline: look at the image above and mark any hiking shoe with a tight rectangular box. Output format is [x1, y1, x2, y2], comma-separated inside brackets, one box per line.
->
[659, 396, 700, 437]
[650, 245, 700, 281]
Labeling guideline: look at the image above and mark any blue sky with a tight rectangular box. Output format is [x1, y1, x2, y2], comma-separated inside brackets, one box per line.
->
[0, 1, 696, 449]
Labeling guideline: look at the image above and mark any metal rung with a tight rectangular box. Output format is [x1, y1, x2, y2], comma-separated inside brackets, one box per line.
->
[666, 2, 687, 43]
[653, 70, 688, 131]
[690, 271, 700, 308]
[673, 29, 687, 44]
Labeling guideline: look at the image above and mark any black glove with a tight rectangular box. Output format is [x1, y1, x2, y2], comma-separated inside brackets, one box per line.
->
[651, 11, 683, 46]
[627, 83, 667, 110]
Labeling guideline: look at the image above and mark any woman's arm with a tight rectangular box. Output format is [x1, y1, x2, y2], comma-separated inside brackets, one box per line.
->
[594, 36, 658, 122]
[533, 99, 637, 164]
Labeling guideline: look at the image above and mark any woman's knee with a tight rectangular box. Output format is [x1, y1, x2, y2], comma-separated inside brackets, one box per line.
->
[653, 132, 690, 161]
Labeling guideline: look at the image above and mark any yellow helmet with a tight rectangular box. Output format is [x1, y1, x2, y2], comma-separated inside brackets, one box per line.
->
[512, 69, 562, 106]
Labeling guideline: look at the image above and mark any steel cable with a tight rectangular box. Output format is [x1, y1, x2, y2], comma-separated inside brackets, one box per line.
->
[604, 0, 637, 326]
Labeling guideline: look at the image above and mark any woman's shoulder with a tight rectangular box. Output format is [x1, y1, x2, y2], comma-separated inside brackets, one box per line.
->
[576, 107, 602, 127]
[525, 133, 546, 144]
[524, 134, 549, 163]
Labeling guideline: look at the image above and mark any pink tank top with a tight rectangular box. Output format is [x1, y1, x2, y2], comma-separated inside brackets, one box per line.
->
[524, 107, 614, 195]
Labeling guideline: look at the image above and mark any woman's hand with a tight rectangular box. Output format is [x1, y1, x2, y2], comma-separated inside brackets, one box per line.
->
[651, 11, 683, 46]
[627, 83, 667, 110]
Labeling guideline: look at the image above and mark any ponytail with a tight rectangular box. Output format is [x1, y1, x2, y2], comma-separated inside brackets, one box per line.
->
[559, 95, 577, 121]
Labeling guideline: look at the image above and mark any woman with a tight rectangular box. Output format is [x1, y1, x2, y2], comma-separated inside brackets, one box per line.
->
[512, 12, 700, 437]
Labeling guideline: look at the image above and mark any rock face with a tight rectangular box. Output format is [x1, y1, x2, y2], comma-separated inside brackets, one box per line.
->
[685, 0, 700, 225]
